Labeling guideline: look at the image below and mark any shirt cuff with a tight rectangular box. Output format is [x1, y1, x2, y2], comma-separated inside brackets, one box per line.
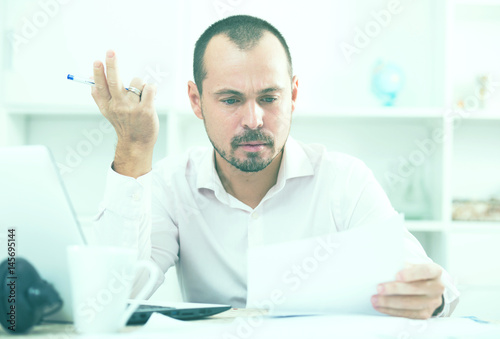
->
[433, 276, 461, 317]
[432, 295, 445, 317]
[99, 163, 152, 220]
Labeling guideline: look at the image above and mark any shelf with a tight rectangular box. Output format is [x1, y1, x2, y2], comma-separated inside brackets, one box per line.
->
[450, 221, 500, 232]
[6, 104, 169, 116]
[293, 107, 444, 119]
[7, 104, 100, 115]
[405, 221, 445, 232]
[452, 111, 500, 120]
[454, 0, 500, 6]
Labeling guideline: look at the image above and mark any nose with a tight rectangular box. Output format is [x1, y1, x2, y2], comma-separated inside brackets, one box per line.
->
[241, 100, 264, 130]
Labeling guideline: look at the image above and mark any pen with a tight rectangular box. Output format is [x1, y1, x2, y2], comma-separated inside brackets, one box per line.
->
[67, 74, 96, 86]
[67, 74, 131, 91]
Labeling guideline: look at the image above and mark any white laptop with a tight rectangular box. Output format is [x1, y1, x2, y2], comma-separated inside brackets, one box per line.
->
[0, 145, 230, 324]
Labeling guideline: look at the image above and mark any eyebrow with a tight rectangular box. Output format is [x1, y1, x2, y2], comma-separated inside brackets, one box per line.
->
[213, 87, 284, 96]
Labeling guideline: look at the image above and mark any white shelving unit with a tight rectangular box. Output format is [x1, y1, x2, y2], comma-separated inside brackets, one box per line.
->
[443, 0, 500, 320]
[1, 0, 499, 318]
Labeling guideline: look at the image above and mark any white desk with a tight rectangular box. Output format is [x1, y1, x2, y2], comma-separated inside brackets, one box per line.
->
[0, 308, 241, 338]
[1, 309, 499, 338]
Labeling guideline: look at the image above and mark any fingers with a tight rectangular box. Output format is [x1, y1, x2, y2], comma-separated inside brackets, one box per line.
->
[140, 83, 157, 107]
[396, 263, 442, 282]
[92, 60, 111, 103]
[105, 50, 125, 97]
[91, 50, 156, 122]
[373, 306, 432, 320]
[372, 294, 444, 319]
[127, 77, 145, 102]
[373, 294, 429, 310]
[371, 263, 444, 319]
[378, 279, 445, 297]
[372, 264, 445, 319]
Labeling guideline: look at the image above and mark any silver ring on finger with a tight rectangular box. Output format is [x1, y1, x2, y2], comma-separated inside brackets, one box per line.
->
[126, 86, 142, 97]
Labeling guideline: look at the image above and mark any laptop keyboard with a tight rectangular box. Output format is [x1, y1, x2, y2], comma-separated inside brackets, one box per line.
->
[134, 305, 175, 312]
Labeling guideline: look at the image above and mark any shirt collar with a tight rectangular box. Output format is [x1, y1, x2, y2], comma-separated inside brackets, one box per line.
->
[277, 135, 315, 182]
[196, 135, 315, 193]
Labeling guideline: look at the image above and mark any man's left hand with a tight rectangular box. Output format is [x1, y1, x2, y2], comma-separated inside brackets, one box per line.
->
[371, 263, 445, 319]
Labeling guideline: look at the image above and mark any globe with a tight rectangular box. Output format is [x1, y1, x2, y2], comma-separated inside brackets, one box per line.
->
[371, 60, 404, 106]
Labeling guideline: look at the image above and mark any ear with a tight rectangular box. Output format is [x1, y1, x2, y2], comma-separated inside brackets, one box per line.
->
[291, 75, 299, 114]
[188, 81, 203, 119]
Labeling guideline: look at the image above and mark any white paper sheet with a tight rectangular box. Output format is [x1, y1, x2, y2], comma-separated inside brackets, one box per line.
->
[246, 214, 405, 316]
[114, 313, 500, 339]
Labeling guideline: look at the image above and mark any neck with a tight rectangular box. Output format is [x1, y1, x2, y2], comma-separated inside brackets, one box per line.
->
[215, 150, 284, 209]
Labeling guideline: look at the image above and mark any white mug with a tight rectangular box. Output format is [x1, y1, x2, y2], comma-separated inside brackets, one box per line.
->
[67, 245, 159, 334]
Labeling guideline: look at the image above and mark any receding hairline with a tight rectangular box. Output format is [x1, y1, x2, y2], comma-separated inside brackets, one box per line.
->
[207, 29, 283, 52]
[201, 31, 292, 86]
[193, 15, 294, 96]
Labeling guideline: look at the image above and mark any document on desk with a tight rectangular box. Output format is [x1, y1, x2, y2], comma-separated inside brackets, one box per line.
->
[134, 314, 500, 339]
[246, 214, 405, 316]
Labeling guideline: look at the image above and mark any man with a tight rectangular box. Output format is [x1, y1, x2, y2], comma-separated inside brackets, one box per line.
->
[91, 15, 459, 319]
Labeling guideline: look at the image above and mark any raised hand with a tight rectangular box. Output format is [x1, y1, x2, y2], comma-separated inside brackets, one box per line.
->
[91, 50, 159, 178]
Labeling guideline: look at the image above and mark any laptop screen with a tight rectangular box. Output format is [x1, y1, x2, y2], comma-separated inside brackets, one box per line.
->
[0, 145, 87, 322]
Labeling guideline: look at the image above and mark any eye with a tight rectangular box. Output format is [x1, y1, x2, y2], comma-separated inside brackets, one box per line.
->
[261, 97, 277, 103]
[222, 98, 239, 105]
[262, 97, 278, 104]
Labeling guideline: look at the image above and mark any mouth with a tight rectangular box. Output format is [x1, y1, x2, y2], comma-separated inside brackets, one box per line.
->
[238, 142, 268, 152]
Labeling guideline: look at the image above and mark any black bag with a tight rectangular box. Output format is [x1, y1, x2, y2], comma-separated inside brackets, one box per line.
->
[0, 258, 63, 334]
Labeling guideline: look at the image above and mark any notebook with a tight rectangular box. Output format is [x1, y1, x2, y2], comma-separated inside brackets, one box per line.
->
[0, 145, 230, 324]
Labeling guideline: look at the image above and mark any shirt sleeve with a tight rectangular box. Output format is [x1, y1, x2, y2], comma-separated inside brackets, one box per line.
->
[91, 164, 179, 299]
[402, 230, 460, 317]
[334, 157, 460, 317]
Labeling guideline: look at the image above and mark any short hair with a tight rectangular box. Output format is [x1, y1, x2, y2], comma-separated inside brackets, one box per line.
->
[193, 15, 293, 96]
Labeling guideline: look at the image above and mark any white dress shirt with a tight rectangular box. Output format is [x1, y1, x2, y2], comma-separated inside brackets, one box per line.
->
[93, 136, 459, 316]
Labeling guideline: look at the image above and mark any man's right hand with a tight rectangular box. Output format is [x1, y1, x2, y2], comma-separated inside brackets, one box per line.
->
[91, 50, 159, 178]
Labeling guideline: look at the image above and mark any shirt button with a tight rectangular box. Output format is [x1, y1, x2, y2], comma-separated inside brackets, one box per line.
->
[252, 212, 259, 220]
[131, 193, 141, 201]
